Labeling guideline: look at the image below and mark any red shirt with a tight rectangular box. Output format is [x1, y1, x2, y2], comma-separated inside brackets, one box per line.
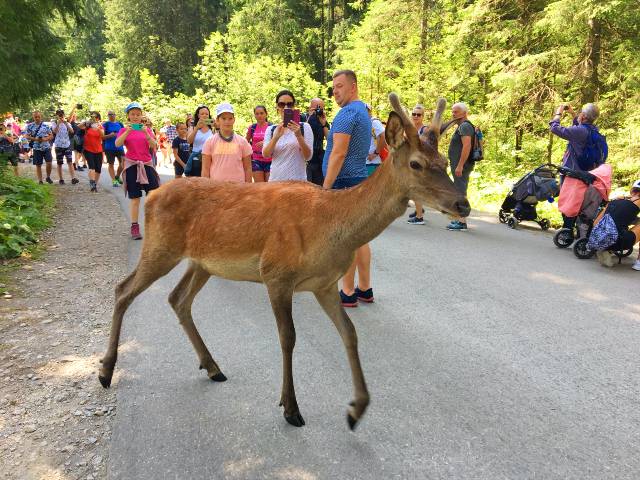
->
[84, 125, 103, 153]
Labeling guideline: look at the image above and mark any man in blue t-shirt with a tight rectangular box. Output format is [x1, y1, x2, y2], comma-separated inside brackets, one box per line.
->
[322, 69, 375, 308]
[103, 110, 125, 186]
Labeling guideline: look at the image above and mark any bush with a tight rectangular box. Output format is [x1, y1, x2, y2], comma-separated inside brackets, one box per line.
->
[0, 160, 52, 258]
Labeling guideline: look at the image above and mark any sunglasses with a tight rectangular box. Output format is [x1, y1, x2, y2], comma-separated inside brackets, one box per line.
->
[277, 101, 295, 108]
[412, 113, 423, 117]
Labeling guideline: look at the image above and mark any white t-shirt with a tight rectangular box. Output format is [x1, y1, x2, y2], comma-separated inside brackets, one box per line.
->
[192, 128, 213, 153]
[264, 123, 314, 182]
[367, 118, 386, 165]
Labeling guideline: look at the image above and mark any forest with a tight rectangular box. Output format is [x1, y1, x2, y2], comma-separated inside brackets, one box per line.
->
[2, 0, 639, 209]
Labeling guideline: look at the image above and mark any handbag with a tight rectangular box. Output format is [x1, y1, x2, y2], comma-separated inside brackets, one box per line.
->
[587, 213, 618, 251]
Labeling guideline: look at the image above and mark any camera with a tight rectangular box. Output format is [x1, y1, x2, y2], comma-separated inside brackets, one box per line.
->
[563, 105, 569, 111]
[76, 103, 83, 109]
[314, 106, 324, 116]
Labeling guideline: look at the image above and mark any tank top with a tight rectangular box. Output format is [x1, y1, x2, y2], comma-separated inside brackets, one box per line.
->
[192, 128, 213, 153]
[606, 198, 640, 233]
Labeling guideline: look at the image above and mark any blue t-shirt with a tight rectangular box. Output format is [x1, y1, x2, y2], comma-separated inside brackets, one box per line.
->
[103, 121, 125, 152]
[322, 100, 370, 181]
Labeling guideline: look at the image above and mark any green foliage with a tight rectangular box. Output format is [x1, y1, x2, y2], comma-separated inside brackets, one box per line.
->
[0, 161, 52, 259]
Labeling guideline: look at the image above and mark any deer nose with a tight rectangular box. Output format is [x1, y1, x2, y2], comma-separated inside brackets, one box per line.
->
[454, 198, 471, 217]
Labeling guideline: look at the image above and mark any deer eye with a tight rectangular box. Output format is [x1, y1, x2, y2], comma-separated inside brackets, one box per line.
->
[409, 161, 423, 171]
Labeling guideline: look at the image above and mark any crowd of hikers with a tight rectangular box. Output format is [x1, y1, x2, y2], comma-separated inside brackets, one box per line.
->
[1, 69, 638, 285]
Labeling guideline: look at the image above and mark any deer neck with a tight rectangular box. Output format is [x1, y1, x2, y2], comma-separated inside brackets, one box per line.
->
[334, 162, 409, 250]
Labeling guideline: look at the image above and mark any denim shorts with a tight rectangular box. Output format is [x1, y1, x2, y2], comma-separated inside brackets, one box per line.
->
[332, 177, 367, 189]
[33, 149, 52, 166]
[252, 159, 272, 173]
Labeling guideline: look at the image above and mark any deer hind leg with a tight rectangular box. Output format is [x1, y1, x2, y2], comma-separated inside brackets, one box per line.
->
[98, 250, 180, 388]
[314, 284, 369, 430]
[266, 284, 305, 427]
[168, 262, 225, 381]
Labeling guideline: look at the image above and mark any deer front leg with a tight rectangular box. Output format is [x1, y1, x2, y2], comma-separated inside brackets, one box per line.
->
[168, 262, 226, 382]
[266, 285, 304, 427]
[314, 285, 369, 430]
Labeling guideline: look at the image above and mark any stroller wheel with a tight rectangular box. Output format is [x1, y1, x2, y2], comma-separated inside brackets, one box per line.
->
[573, 238, 595, 259]
[498, 209, 508, 224]
[618, 248, 634, 258]
[507, 217, 517, 229]
[553, 228, 574, 248]
[539, 219, 550, 231]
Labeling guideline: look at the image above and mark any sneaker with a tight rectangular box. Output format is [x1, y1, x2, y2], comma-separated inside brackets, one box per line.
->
[632, 259, 640, 271]
[115, 176, 123, 185]
[447, 221, 468, 231]
[38, 180, 43, 185]
[596, 250, 615, 267]
[355, 287, 374, 303]
[339, 290, 358, 308]
[131, 223, 142, 240]
[112, 180, 120, 187]
[58, 179, 65, 185]
[71, 178, 79, 185]
[45, 177, 53, 184]
[407, 217, 425, 225]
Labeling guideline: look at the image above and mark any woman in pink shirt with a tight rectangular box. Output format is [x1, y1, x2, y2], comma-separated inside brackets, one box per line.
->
[115, 102, 159, 240]
[245, 105, 272, 182]
[201, 103, 252, 183]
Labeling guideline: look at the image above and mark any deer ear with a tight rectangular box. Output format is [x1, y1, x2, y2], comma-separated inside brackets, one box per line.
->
[385, 111, 405, 149]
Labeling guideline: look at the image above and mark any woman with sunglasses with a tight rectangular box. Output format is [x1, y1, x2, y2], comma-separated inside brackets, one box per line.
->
[262, 90, 314, 182]
[407, 105, 428, 225]
[185, 105, 213, 177]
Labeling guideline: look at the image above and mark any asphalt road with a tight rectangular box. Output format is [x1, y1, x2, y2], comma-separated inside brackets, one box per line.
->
[99, 171, 640, 480]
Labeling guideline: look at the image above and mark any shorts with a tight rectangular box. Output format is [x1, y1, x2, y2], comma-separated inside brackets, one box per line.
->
[55, 147, 73, 164]
[33, 149, 52, 166]
[450, 158, 474, 196]
[0, 153, 18, 167]
[174, 161, 185, 177]
[252, 159, 272, 173]
[612, 230, 638, 251]
[73, 141, 84, 153]
[105, 150, 124, 164]
[84, 151, 104, 173]
[332, 177, 367, 190]
[125, 164, 160, 199]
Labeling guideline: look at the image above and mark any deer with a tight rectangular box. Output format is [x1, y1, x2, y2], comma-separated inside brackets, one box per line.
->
[98, 93, 471, 430]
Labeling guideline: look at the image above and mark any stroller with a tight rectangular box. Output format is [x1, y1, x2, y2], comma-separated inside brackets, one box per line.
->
[499, 164, 560, 230]
[552, 163, 633, 260]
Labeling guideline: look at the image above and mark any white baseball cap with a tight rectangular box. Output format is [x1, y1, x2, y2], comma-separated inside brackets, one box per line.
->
[216, 103, 235, 118]
[632, 179, 640, 190]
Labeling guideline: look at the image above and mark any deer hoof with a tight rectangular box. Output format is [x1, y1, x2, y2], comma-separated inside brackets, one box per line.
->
[284, 412, 306, 427]
[347, 412, 358, 431]
[98, 374, 112, 389]
[210, 372, 227, 382]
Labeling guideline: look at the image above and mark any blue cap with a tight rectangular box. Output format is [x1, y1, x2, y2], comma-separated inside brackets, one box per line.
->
[124, 102, 143, 114]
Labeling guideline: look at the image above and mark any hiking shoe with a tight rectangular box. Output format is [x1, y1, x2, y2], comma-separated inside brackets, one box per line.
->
[58, 179, 65, 185]
[407, 217, 425, 225]
[340, 290, 358, 308]
[355, 287, 374, 303]
[632, 259, 640, 271]
[131, 223, 142, 240]
[45, 177, 53, 184]
[447, 221, 468, 231]
[112, 180, 120, 187]
[71, 178, 79, 185]
[596, 250, 615, 267]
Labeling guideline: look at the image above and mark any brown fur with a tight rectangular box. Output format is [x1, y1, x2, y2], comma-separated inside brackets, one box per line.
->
[98, 94, 470, 429]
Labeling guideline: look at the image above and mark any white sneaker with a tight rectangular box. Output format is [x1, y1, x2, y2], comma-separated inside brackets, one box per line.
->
[596, 250, 615, 267]
[632, 259, 640, 271]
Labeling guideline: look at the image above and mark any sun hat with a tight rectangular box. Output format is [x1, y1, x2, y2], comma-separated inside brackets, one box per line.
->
[216, 103, 235, 118]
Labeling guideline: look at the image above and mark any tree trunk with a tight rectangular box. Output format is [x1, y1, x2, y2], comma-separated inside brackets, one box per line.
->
[582, 16, 601, 103]
[515, 126, 524, 165]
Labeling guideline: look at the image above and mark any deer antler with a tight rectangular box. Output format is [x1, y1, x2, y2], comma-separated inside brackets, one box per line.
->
[388, 93, 417, 138]
[432, 98, 446, 131]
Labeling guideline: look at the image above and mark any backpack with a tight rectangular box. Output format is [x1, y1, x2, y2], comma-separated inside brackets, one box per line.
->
[249, 122, 272, 144]
[587, 213, 618, 251]
[371, 118, 388, 161]
[462, 120, 484, 162]
[575, 124, 608, 171]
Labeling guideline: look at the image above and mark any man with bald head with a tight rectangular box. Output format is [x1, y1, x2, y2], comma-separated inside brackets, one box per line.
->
[26, 110, 54, 184]
[306, 97, 330, 185]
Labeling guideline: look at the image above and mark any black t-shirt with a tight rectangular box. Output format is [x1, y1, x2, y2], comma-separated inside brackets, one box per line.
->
[606, 198, 640, 233]
[307, 113, 328, 165]
[172, 136, 191, 164]
[0, 136, 14, 154]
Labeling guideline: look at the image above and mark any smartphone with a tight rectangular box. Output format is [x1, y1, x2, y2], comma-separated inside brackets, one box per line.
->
[131, 123, 144, 131]
[283, 108, 301, 127]
[76, 103, 83, 109]
[204, 119, 213, 125]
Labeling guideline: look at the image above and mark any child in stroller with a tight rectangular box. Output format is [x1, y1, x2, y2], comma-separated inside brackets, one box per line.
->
[499, 164, 559, 230]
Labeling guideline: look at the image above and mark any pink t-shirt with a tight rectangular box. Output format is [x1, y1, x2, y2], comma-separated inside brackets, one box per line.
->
[247, 123, 272, 162]
[117, 127, 155, 163]
[201, 133, 252, 183]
